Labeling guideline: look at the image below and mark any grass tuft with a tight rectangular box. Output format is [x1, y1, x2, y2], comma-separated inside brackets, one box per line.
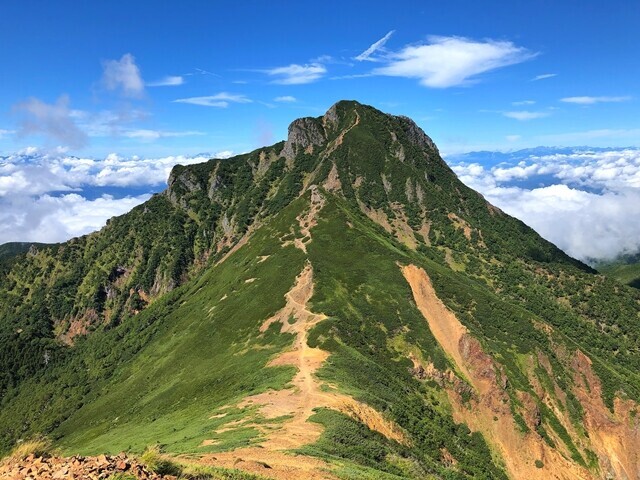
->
[3, 436, 52, 463]
[139, 444, 182, 476]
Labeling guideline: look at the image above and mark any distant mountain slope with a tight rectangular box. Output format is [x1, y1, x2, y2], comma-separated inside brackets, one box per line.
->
[0, 242, 51, 261]
[597, 253, 640, 289]
[1, 101, 639, 479]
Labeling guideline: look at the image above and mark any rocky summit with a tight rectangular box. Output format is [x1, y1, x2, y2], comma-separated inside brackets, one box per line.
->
[1, 101, 639, 479]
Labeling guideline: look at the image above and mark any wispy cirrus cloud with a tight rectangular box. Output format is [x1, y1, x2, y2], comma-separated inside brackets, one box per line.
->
[355, 30, 395, 61]
[101, 53, 145, 98]
[372, 36, 535, 88]
[265, 63, 326, 85]
[532, 73, 557, 81]
[561, 96, 631, 105]
[503, 110, 549, 121]
[173, 92, 252, 107]
[512, 100, 535, 106]
[146, 75, 184, 87]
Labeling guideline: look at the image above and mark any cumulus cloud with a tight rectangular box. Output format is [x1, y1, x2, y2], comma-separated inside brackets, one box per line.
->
[355, 30, 395, 61]
[0, 150, 218, 197]
[14, 95, 88, 148]
[373, 36, 535, 88]
[503, 110, 549, 121]
[0, 192, 151, 244]
[265, 63, 326, 85]
[560, 96, 631, 105]
[174, 92, 252, 107]
[146, 75, 184, 87]
[532, 73, 557, 81]
[0, 149, 238, 243]
[274, 96, 297, 103]
[450, 148, 640, 261]
[101, 53, 145, 97]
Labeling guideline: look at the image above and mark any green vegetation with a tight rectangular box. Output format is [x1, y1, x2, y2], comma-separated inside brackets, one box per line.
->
[1, 100, 639, 478]
[2, 436, 52, 463]
[598, 253, 640, 289]
[140, 445, 182, 475]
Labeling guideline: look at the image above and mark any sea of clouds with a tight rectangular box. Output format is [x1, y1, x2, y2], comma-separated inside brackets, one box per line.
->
[2, 146, 639, 263]
[0, 148, 231, 244]
[447, 147, 640, 262]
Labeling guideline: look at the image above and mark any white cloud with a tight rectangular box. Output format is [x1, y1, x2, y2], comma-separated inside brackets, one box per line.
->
[173, 92, 252, 107]
[14, 95, 88, 148]
[265, 63, 326, 85]
[451, 148, 640, 260]
[373, 36, 535, 88]
[506, 135, 521, 142]
[122, 129, 205, 141]
[146, 75, 184, 87]
[0, 149, 241, 244]
[213, 150, 234, 159]
[560, 96, 631, 105]
[0, 129, 15, 138]
[273, 96, 297, 103]
[355, 30, 395, 61]
[532, 73, 557, 81]
[0, 151, 216, 197]
[512, 100, 535, 106]
[503, 110, 549, 121]
[101, 53, 145, 98]
[0, 193, 151, 244]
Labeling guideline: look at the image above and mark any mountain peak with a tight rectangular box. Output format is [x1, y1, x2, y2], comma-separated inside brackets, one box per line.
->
[281, 100, 439, 162]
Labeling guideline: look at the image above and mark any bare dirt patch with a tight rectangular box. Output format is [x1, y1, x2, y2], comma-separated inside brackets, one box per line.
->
[322, 163, 342, 192]
[282, 185, 326, 253]
[200, 448, 339, 480]
[402, 264, 593, 480]
[447, 213, 472, 241]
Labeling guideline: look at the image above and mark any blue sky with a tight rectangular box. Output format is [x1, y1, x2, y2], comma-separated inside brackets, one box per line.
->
[1, 1, 640, 261]
[1, 0, 638, 156]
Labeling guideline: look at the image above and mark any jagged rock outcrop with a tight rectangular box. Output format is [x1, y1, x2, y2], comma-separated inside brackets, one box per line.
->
[281, 117, 327, 161]
[394, 115, 438, 153]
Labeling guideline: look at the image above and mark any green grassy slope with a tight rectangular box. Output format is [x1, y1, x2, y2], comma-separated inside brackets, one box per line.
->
[598, 258, 640, 289]
[1, 101, 639, 478]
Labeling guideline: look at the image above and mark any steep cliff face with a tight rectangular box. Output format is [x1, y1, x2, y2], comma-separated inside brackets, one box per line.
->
[2, 101, 640, 480]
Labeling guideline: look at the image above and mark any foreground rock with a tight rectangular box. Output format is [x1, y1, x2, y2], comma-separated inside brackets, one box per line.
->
[0, 453, 174, 480]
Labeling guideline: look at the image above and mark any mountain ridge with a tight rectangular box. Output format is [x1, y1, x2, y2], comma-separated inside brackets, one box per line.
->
[1, 100, 639, 479]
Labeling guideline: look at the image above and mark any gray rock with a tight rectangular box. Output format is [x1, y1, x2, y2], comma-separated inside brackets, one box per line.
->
[281, 117, 326, 161]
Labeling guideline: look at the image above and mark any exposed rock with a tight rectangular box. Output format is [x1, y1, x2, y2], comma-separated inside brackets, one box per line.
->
[281, 117, 326, 161]
[0, 453, 173, 479]
[323, 102, 340, 128]
[394, 115, 438, 153]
